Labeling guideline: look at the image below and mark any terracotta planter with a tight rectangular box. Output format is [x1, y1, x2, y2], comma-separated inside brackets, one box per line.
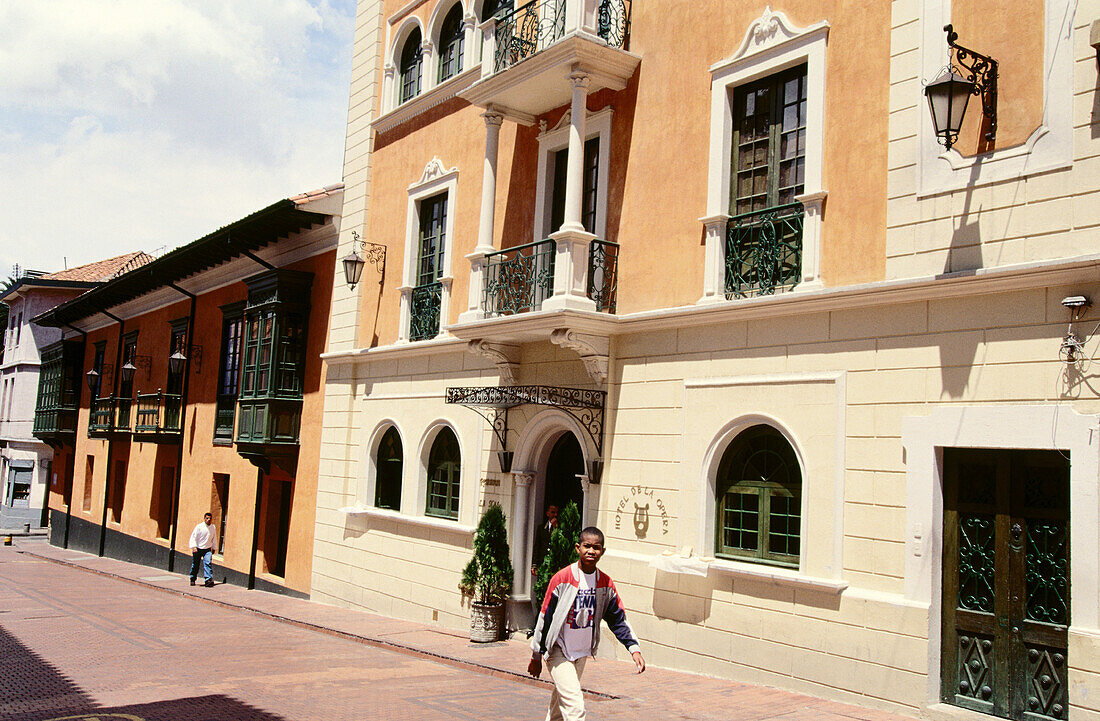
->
[469, 601, 504, 642]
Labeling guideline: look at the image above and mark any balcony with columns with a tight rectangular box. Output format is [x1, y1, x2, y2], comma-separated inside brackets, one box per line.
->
[459, 0, 638, 124]
[451, 74, 622, 349]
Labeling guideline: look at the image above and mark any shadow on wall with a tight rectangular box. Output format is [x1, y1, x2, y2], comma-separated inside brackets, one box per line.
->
[649, 569, 841, 626]
[0, 626, 288, 721]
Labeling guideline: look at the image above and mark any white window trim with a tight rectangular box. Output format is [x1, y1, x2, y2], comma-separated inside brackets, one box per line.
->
[361, 419, 406, 511]
[915, 0, 1074, 196]
[378, 3, 481, 129]
[901, 405, 1099, 705]
[533, 105, 613, 242]
[416, 419, 472, 526]
[700, 7, 829, 304]
[689, 371, 847, 584]
[399, 157, 459, 343]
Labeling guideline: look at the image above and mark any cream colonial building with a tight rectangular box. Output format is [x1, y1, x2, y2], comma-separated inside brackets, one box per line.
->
[314, 1, 1100, 719]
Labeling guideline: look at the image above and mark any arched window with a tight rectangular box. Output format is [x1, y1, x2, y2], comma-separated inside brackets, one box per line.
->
[399, 27, 423, 103]
[426, 427, 460, 519]
[715, 425, 801, 566]
[438, 4, 465, 83]
[375, 426, 403, 510]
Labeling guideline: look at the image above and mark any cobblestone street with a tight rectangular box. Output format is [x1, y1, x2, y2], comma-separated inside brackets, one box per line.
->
[0, 540, 916, 721]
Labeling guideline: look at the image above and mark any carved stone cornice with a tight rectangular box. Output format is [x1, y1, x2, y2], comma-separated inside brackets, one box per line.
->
[550, 328, 609, 385]
[467, 339, 520, 385]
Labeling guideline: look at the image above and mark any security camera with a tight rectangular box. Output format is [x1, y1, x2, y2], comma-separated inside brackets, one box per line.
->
[1061, 296, 1091, 309]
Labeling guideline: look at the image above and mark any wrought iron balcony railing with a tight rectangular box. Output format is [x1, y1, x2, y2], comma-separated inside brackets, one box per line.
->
[134, 391, 183, 435]
[494, 0, 565, 72]
[410, 281, 443, 341]
[484, 239, 556, 316]
[493, 0, 631, 73]
[480, 238, 619, 317]
[725, 203, 804, 299]
[88, 397, 133, 434]
[587, 239, 618, 313]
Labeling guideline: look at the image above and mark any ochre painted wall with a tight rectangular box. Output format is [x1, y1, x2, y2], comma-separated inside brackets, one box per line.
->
[949, 0, 1044, 155]
[49, 248, 335, 595]
[361, 0, 891, 337]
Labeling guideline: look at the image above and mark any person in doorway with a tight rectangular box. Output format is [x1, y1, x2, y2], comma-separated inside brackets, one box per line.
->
[529, 504, 559, 625]
[528, 526, 645, 720]
[188, 512, 217, 588]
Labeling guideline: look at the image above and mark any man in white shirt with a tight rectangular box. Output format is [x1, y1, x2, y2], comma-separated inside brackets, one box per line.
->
[188, 512, 217, 587]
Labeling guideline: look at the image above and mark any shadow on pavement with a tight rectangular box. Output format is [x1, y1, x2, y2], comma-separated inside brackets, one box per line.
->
[0, 626, 286, 721]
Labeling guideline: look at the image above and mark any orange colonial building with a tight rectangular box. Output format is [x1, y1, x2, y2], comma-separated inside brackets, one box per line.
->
[35, 187, 342, 596]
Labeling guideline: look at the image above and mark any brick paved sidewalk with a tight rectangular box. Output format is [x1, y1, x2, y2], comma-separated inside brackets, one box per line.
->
[14, 537, 916, 721]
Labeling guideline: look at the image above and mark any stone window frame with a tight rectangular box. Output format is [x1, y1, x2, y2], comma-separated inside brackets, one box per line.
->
[398, 158, 459, 343]
[700, 7, 829, 304]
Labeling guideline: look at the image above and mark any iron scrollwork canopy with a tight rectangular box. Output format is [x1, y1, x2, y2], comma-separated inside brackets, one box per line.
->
[445, 385, 606, 457]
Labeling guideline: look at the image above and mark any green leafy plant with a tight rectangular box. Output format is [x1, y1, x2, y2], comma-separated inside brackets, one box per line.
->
[532, 501, 581, 607]
[459, 502, 514, 605]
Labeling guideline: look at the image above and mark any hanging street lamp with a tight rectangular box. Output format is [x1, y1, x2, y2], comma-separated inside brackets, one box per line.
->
[925, 24, 998, 150]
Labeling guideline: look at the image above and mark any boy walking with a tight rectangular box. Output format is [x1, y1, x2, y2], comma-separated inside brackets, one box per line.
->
[528, 526, 645, 720]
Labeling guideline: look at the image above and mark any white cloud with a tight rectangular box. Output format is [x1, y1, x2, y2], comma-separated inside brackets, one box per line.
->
[0, 0, 354, 275]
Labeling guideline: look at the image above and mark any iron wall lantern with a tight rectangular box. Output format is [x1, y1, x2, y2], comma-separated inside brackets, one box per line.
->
[925, 24, 998, 150]
[85, 368, 100, 392]
[168, 350, 187, 377]
[497, 450, 514, 473]
[342, 230, 386, 290]
[119, 361, 137, 384]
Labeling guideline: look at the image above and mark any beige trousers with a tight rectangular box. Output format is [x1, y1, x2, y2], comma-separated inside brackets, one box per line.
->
[545, 646, 588, 721]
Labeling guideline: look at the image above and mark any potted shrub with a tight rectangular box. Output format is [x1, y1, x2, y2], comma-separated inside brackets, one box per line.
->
[459, 502, 514, 642]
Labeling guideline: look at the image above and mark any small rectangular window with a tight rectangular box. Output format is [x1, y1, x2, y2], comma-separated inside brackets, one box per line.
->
[214, 305, 244, 441]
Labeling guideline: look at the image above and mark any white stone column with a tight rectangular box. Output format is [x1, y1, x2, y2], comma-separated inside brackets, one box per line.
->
[478, 17, 497, 77]
[382, 63, 396, 113]
[561, 70, 590, 234]
[542, 70, 597, 312]
[397, 285, 412, 342]
[793, 191, 827, 292]
[420, 39, 435, 91]
[697, 214, 730, 304]
[511, 471, 534, 597]
[459, 109, 504, 324]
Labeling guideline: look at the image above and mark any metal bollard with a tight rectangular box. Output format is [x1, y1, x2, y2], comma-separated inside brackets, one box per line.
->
[3, 536, 11, 546]
[23, 523, 30, 534]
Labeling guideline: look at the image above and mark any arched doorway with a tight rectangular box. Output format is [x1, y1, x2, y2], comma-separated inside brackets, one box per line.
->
[543, 432, 584, 517]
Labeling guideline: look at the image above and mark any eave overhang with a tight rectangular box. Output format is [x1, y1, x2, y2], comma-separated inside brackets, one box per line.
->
[33, 201, 329, 328]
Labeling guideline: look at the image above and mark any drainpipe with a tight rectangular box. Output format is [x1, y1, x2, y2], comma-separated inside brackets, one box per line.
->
[62, 322, 88, 550]
[165, 283, 197, 573]
[97, 309, 125, 558]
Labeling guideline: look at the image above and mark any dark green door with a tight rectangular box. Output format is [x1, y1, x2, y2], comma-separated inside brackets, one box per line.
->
[942, 448, 1070, 721]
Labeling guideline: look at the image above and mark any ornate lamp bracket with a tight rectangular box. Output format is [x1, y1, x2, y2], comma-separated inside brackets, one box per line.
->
[945, 24, 998, 143]
[353, 230, 387, 282]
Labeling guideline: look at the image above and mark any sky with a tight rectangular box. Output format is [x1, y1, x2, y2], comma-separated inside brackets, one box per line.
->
[0, 0, 357, 278]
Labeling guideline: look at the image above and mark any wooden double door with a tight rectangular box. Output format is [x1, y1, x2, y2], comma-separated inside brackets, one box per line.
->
[942, 448, 1070, 721]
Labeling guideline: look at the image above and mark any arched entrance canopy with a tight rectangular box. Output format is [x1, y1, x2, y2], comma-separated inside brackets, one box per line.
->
[445, 385, 605, 478]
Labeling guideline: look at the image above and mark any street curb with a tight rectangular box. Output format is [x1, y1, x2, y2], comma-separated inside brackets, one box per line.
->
[17, 546, 620, 701]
